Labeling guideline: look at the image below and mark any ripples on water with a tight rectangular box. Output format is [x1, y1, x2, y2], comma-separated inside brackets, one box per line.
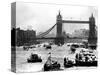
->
[16, 45, 97, 72]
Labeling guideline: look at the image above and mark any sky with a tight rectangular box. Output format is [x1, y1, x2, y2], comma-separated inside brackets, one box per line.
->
[16, 2, 98, 35]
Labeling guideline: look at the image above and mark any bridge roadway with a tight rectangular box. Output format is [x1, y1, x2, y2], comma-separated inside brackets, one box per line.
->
[36, 37, 88, 39]
[36, 37, 88, 43]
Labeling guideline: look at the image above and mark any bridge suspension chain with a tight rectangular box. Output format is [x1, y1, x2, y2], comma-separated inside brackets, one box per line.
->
[37, 23, 57, 38]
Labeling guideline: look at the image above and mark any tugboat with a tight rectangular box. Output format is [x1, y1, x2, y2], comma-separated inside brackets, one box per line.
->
[27, 53, 42, 63]
[64, 57, 74, 68]
[75, 49, 97, 66]
[43, 52, 61, 71]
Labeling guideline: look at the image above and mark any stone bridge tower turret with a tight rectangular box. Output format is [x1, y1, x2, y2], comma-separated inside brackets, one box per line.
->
[55, 10, 64, 45]
[88, 14, 97, 45]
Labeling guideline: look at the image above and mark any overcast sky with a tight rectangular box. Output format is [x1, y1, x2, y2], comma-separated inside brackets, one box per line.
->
[16, 2, 98, 34]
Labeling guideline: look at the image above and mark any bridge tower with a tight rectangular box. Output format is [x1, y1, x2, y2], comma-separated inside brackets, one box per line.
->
[88, 14, 97, 45]
[55, 11, 64, 45]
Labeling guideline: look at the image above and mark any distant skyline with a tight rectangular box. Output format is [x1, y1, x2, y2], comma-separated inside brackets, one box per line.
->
[16, 2, 98, 34]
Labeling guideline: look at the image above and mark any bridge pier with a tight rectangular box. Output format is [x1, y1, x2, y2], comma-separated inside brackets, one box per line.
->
[55, 37, 64, 45]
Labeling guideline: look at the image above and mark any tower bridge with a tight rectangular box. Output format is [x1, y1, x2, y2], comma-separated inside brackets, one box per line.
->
[36, 11, 97, 45]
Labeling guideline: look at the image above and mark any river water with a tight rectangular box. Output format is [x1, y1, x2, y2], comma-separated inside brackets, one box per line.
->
[16, 44, 97, 72]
